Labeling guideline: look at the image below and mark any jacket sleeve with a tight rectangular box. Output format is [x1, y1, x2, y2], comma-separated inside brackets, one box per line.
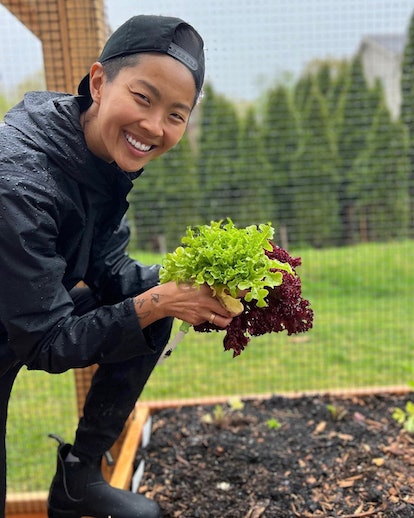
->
[0, 176, 155, 374]
[84, 217, 161, 304]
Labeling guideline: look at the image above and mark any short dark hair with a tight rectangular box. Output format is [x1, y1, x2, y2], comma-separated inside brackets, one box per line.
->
[102, 54, 141, 82]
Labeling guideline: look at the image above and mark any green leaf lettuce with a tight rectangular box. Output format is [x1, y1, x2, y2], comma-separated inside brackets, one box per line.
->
[159, 219, 293, 309]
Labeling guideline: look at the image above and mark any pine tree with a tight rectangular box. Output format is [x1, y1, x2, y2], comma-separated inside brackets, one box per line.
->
[262, 85, 300, 237]
[197, 84, 241, 222]
[352, 100, 410, 241]
[294, 75, 313, 114]
[326, 60, 350, 124]
[290, 82, 340, 247]
[235, 106, 273, 227]
[401, 10, 414, 236]
[314, 62, 332, 98]
[336, 56, 382, 244]
[401, 12, 414, 133]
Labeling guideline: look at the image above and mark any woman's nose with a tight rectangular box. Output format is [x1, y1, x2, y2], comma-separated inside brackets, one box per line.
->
[140, 114, 164, 137]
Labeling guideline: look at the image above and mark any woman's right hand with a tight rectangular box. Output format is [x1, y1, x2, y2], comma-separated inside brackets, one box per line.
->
[133, 281, 239, 329]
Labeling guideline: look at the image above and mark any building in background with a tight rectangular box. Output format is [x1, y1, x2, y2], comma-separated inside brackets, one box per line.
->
[359, 33, 407, 119]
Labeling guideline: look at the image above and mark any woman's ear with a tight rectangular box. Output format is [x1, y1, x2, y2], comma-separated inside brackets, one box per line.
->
[89, 62, 105, 104]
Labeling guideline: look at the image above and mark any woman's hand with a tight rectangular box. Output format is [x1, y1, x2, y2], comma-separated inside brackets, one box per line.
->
[133, 282, 242, 329]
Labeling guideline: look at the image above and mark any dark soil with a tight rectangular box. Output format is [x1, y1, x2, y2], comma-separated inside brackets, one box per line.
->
[139, 392, 414, 517]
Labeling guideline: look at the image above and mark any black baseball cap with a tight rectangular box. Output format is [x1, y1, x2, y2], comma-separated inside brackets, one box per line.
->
[78, 15, 205, 99]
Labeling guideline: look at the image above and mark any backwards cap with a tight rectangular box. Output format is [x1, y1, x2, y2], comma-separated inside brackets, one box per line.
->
[78, 15, 205, 98]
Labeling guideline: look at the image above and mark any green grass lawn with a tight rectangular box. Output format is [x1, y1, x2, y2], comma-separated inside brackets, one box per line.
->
[7, 240, 414, 492]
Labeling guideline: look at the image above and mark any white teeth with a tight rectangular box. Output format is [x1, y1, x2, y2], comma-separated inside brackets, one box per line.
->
[125, 133, 151, 151]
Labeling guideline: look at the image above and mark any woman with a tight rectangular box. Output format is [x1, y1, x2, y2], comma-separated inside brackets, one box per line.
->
[0, 15, 238, 518]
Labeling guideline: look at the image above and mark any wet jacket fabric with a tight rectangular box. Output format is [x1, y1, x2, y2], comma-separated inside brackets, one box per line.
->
[0, 92, 160, 375]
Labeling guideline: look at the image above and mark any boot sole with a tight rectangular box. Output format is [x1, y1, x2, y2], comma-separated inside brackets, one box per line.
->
[48, 507, 82, 518]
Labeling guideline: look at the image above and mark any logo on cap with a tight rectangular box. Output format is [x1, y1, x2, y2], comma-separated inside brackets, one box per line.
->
[168, 42, 198, 71]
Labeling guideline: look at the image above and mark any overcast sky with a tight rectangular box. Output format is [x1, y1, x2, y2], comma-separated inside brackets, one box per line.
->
[1, 0, 413, 100]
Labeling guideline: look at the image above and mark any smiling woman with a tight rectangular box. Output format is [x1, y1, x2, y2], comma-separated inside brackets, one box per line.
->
[0, 13, 237, 518]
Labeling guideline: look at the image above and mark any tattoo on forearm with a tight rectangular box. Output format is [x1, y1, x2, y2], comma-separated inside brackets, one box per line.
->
[151, 293, 160, 304]
[134, 292, 161, 325]
[134, 297, 146, 308]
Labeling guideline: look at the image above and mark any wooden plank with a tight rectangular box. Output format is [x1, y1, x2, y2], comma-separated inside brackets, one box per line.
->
[74, 364, 98, 416]
[1, 1, 41, 38]
[109, 406, 151, 490]
[5, 491, 47, 515]
[144, 384, 411, 410]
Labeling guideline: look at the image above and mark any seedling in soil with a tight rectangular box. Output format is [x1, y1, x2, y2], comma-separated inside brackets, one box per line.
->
[202, 398, 245, 426]
[326, 403, 348, 421]
[202, 404, 227, 425]
[266, 418, 282, 430]
[228, 396, 244, 411]
[392, 400, 414, 433]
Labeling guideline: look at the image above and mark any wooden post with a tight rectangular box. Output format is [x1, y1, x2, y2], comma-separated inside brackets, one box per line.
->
[1, 0, 110, 93]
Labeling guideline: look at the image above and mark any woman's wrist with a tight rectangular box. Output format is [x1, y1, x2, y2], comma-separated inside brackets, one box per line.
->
[133, 285, 165, 328]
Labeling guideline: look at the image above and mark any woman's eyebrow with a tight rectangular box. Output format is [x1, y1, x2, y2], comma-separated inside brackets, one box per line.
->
[136, 79, 161, 100]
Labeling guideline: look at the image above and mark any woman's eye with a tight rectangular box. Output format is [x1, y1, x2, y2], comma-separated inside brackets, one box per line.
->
[171, 112, 186, 123]
[134, 92, 150, 104]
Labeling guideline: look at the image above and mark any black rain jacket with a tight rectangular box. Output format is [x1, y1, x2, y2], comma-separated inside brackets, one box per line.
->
[0, 92, 161, 375]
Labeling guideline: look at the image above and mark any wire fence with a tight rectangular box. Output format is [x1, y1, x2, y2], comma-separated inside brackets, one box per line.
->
[1, 0, 414, 499]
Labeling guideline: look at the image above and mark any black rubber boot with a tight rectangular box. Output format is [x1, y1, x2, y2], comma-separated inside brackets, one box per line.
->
[47, 437, 161, 518]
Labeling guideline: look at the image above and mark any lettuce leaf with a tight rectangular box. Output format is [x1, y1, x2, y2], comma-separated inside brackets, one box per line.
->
[159, 219, 293, 308]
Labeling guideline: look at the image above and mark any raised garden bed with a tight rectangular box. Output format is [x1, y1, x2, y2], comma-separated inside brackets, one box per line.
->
[7, 387, 414, 518]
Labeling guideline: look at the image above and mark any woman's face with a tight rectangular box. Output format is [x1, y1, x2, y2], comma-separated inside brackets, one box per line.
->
[85, 53, 196, 172]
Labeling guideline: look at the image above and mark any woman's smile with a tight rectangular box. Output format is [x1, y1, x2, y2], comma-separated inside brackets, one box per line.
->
[124, 132, 153, 153]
